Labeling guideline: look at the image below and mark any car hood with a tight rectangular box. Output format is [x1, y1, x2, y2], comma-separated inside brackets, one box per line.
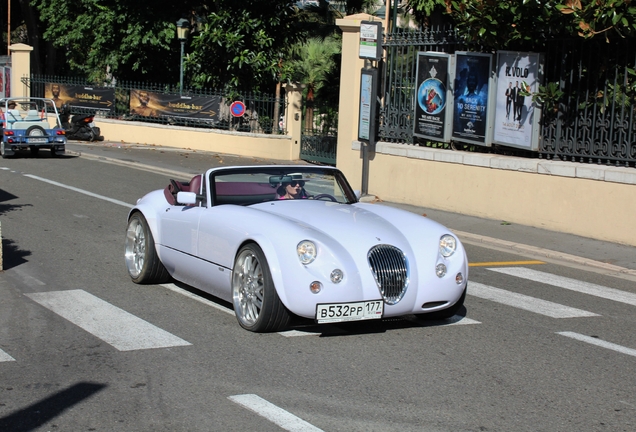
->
[250, 200, 448, 253]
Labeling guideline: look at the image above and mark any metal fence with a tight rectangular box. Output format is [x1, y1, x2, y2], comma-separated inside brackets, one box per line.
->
[26, 75, 287, 135]
[299, 95, 338, 165]
[378, 27, 636, 168]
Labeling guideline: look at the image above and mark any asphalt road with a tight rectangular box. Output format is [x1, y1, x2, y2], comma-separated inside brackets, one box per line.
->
[0, 143, 635, 431]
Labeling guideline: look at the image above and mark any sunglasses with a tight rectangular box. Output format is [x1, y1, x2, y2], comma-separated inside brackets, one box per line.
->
[289, 180, 305, 187]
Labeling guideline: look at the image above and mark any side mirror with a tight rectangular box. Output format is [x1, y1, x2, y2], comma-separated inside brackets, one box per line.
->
[176, 191, 197, 205]
[354, 190, 362, 200]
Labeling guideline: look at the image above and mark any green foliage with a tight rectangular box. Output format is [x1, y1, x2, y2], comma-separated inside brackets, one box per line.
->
[532, 82, 565, 116]
[556, 0, 636, 39]
[406, 0, 636, 48]
[186, 1, 302, 92]
[35, 0, 189, 82]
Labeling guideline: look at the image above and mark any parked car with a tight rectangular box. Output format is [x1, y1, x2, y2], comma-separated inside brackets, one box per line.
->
[0, 97, 67, 158]
[125, 165, 469, 332]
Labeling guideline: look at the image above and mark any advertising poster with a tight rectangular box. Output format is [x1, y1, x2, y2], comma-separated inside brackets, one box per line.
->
[493, 51, 543, 150]
[452, 52, 493, 145]
[129, 90, 221, 121]
[45, 83, 115, 111]
[414, 52, 450, 141]
[0, 67, 4, 98]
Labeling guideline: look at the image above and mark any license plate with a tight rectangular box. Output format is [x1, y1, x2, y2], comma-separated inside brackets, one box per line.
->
[316, 300, 384, 324]
[28, 138, 47, 143]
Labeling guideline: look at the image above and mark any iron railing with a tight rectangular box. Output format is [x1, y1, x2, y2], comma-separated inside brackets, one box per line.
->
[379, 27, 636, 168]
[26, 75, 287, 135]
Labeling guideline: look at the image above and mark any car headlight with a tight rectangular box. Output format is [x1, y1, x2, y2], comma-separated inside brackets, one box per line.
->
[439, 234, 457, 257]
[297, 240, 317, 265]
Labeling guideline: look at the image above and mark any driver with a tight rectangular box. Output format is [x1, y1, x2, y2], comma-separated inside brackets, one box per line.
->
[277, 174, 308, 200]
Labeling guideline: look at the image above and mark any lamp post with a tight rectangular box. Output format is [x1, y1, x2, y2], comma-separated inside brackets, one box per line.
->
[176, 18, 190, 95]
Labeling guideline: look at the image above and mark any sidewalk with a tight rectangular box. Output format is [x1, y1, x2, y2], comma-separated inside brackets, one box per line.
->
[66, 141, 636, 278]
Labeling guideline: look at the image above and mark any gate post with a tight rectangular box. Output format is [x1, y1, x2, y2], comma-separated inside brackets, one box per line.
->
[9, 43, 33, 98]
[285, 82, 303, 160]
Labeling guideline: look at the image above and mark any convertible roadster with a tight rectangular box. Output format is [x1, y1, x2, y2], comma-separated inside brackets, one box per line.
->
[125, 165, 468, 332]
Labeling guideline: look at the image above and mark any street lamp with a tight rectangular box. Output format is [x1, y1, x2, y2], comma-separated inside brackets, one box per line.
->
[176, 18, 190, 94]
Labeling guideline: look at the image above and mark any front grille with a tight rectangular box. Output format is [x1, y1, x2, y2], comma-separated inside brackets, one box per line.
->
[367, 245, 409, 305]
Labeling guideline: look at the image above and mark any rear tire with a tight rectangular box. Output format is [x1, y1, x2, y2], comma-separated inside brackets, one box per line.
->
[125, 212, 170, 284]
[232, 244, 290, 332]
[1, 142, 9, 159]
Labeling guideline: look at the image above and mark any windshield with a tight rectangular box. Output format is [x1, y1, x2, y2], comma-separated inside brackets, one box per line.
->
[210, 167, 356, 206]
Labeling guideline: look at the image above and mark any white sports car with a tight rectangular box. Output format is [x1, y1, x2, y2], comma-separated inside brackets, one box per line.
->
[125, 165, 468, 332]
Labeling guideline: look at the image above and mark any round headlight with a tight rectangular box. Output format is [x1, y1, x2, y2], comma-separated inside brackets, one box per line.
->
[297, 240, 317, 265]
[439, 234, 457, 258]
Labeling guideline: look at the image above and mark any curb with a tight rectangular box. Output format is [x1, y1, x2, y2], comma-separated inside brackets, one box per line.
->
[456, 230, 636, 278]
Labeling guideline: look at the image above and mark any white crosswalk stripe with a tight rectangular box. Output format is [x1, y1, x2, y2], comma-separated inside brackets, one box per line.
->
[487, 267, 636, 306]
[25, 289, 191, 351]
[468, 282, 599, 318]
[557, 332, 636, 358]
[0, 348, 15, 362]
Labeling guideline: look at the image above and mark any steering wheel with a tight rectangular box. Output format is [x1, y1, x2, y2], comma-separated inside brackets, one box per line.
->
[312, 193, 337, 202]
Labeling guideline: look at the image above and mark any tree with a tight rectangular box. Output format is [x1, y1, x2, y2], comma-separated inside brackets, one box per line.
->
[185, 1, 303, 91]
[289, 36, 341, 130]
[405, 0, 636, 50]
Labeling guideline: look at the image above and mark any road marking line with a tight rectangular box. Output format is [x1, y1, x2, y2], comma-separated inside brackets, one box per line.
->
[470, 260, 545, 267]
[488, 267, 636, 306]
[557, 332, 636, 357]
[160, 283, 235, 315]
[25, 289, 191, 351]
[24, 174, 134, 208]
[469, 282, 599, 318]
[0, 348, 16, 362]
[228, 394, 323, 432]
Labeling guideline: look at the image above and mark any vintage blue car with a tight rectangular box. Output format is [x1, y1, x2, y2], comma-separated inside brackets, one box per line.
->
[1, 97, 67, 158]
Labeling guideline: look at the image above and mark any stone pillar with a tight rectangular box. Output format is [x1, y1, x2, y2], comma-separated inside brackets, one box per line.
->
[9, 43, 33, 98]
[284, 83, 304, 160]
[335, 14, 378, 189]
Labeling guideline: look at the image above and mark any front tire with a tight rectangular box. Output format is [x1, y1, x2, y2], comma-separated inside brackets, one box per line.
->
[232, 244, 290, 332]
[125, 212, 170, 284]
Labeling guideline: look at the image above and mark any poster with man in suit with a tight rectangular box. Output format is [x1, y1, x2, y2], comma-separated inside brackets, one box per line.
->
[493, 51, 543, 150]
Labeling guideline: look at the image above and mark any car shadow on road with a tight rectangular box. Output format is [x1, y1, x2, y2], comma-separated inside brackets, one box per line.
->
[288, 306, 469, 337]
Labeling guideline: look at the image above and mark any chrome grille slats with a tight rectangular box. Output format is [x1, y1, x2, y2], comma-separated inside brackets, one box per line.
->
[367, 245, 408, 305]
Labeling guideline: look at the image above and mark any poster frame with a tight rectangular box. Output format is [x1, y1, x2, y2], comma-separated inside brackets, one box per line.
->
[413, 51, 454, 143]
[451, 51, 495, 147]
[491, 50, 545, 151]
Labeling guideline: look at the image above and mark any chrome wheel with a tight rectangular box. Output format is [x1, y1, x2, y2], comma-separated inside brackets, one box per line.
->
[125, 215, 145, 279]
[232, 244, 290, 332]
[124, 212, 169, 284]
[233, 249, 264, 327]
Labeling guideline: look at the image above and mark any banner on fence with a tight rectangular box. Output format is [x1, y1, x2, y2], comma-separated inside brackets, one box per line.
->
[413, 52, 453, 142]
[129, 90, 221, 121]
[45, 83, 115, 110]
[0, 67, 5, 99]
[3, 67, 10, 98]
[452, 52, 494, 146]
[492, 51, 544, 151]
